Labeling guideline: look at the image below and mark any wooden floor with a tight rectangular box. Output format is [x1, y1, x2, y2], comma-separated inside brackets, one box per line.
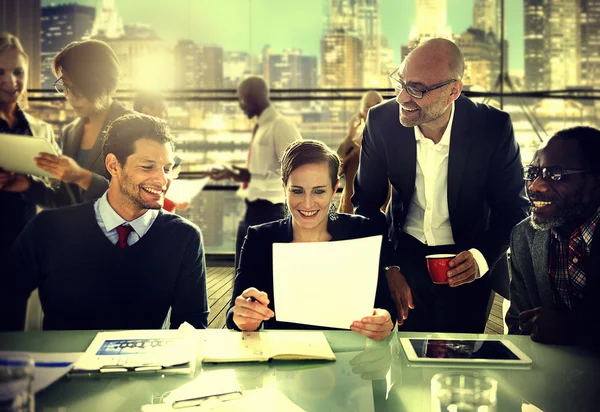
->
[206, 266, 506, 334]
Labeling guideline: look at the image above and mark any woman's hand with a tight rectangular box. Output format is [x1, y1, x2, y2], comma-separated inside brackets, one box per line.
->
[350, 309, 394, 341]
[34, 153, 91, 188]
[232, 287, 275, 331]
[0, 171, 31, 192]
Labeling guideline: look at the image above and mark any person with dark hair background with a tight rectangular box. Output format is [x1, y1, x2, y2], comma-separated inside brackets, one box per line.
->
[7, 39, 128, 207]
[507, 126, 600, 345]
[226, 140, 395, 341]
[0, 113, 209, 331]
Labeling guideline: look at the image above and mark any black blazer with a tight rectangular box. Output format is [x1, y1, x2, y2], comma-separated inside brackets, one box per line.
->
[25, 100, 129, 207]
[353, 95, 529, 295]
[226, 213, 396, 330]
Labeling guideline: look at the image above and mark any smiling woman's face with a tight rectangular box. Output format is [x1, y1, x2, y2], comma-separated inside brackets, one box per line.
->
[0, 49, 27, 106]
[285, 161, 337, 232]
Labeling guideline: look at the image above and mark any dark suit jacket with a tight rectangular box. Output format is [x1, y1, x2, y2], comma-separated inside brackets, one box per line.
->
[25, 100, 129, 207]
[226, 213, 396, 330]
[506, 218, 600, 342]
[353, 95, 528, 297]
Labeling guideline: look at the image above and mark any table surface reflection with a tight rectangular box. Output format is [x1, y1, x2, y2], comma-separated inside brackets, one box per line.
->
[0, 330, 598, 412]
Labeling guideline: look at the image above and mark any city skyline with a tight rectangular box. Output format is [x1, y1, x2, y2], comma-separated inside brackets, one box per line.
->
[41, 0, 526, 72]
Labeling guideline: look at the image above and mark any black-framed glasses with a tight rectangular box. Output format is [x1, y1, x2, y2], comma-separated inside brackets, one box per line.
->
[388, 67, 456, 99]
[53, 76, 80, 97]
[522, 165, 591, 182]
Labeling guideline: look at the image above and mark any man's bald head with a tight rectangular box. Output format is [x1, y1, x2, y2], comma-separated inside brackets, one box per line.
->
[409, 38, 465, 81]
[237, 76, 270, 119]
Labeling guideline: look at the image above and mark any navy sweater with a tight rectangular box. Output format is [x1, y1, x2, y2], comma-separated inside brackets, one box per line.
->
[1, 202, 209, 331]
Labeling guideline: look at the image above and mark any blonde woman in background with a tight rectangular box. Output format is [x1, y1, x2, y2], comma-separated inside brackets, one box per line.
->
[0, 32, 57, 258]
[337, 91, 390, 213]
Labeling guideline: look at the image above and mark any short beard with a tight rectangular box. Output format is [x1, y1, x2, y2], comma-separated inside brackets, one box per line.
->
[529, 202, 587, 231]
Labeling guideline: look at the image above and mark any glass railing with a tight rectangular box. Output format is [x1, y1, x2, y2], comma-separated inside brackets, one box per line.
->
[24, 89, 600, 253]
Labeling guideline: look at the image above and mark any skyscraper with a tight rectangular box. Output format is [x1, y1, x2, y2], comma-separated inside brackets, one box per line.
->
[1, 0, 42, 89]
[473, 0, 501, 39]
[580, 0, 600, 88]
[320, 29, 363, 89]
[524, 0, 548, 91]
[40, 4, 96, 89]
[414, 0, 450, 39]
[91, 0, 124, 39]
[173, 40, 224, 90]
[267, 49, 317, 89]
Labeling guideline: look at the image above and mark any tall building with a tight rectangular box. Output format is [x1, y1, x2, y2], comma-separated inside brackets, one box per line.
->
[414, 0, 450, 39]
[329, 0, 382, 86]
[40, 4, 96, 89]
[267, 49, 317, 89]
[320, 29, 363, 88]
[524, 0, 580, 91]
[547, 0, 580, 89]
[454, 29, 503, 90]
[173, 40, 223, 90]
[524, 0, 548, 91]
[580, 0, 600, 88]
[1, 0, 42, 89]
[473, 0, 501, 39]
[91, 0, 124, 39]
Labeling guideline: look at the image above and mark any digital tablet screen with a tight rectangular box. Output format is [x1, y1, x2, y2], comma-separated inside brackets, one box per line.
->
[409, 339, 520, 361]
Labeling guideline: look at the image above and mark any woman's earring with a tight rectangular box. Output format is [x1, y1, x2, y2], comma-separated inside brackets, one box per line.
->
[328, 201, 338, 221]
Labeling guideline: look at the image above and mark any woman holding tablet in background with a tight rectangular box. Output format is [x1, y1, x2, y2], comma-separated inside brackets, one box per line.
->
[227, 140, 396, 341]
[0, 32, 57, 259]
[5, 39, 128, 207]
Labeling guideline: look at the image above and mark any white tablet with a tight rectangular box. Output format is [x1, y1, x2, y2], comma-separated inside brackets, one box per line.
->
[400, 338, 532, 365]
[0, 133, 59, 178]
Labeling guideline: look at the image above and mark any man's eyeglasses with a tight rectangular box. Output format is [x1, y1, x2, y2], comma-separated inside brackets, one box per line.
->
[53, 76, 80, 97]
[522, 165, 590, 182]
[388, 67, 456, 99]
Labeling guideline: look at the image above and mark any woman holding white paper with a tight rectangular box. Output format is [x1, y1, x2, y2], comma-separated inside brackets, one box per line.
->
[227, 140, 396, 341]
[0, 32, 57, 258]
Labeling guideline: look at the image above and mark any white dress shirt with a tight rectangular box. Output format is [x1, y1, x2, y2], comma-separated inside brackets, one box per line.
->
[237, 105, 302, 204]
[403, 103, 489, 277]
[94, 191, 159, 246]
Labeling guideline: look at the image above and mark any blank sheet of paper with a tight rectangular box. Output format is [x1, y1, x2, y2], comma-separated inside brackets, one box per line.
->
[166, 178, 209, 204]
[272, 235, 382, 329]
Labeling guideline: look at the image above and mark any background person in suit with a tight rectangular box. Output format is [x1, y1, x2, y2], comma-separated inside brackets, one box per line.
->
[6, 39, 128, 207]
[0, 113, 209, 331]
[227, 140, 395, 341]
[353, 38, 528, 333]
[507, 127, 600, 345]
[0, 32, 58, 260]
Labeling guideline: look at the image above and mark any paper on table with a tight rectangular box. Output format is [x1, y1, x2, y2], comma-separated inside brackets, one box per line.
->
[162, 369, 241, 406]
[166, 178, 209, 204]
[0, 351, 82, 393]
[273, 235, 382, 329]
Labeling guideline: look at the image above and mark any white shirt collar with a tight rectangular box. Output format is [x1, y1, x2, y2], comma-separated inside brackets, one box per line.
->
[257, 105, 277, 126]
[414, 101, 455, 147]
[97, 191, 158, 237]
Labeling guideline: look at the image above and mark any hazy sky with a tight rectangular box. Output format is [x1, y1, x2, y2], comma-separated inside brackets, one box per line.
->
[41, 0, 524, 70]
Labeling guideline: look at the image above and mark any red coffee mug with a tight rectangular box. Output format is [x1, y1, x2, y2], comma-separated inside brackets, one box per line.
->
[425, 254, 456, 284]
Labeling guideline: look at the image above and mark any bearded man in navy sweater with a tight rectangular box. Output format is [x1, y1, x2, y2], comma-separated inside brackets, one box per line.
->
[1, 113, 209, 331]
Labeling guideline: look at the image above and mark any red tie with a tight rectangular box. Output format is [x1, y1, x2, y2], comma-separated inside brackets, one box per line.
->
[116, 225, 134, 249]
[243, 123, 259, 189]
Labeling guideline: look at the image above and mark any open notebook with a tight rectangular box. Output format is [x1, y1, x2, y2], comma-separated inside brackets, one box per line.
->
[202, 331, 336, 363]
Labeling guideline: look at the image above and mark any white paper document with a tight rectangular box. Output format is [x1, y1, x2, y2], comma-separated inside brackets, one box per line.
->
[272, 235, 382, 329]
[0, 351, 82, 393]
[166, 178, 209, 204]
[0, 133, 60, 178]
[72, 325, 198, 375]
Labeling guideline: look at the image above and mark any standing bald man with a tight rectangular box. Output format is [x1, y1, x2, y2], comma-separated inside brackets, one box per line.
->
[353, 38, 528, 333]
[211, 76, 301, 270]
